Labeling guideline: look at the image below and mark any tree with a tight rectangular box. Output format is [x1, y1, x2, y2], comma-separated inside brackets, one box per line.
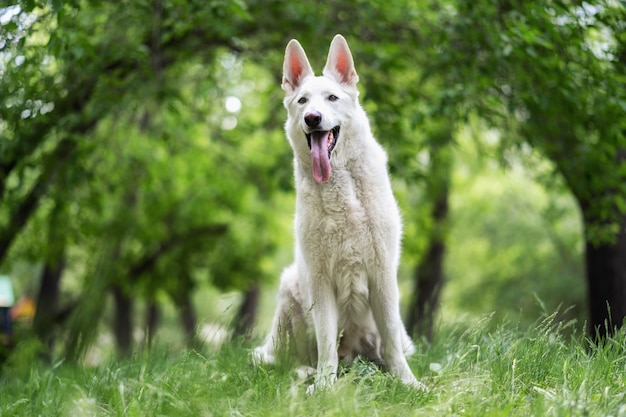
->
[0, 0, 457, 355]
[427, 0, 626, 338]
[4, 0, 610, 361]
[406, 123, 453, 340]
[0, 0, 289, 358]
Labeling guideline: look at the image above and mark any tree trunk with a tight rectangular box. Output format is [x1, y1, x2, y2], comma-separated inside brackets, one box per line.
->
[33, 202, 67, 355]
[144, 301, 161, 349]
[408, 232, 446, 341]
[33, 257, 65, 351]
[407, 185, 449, 341]
[232, 283, 260, 340]
[406, 129, 452, 341]
[178, 292, 198, 348]
[584, 216, 626, 340]
[111, 285, 133, 357]
[573, 148, 626, 341]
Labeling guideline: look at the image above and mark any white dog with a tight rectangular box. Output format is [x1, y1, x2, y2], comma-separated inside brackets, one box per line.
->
[253, 34, 422, 391]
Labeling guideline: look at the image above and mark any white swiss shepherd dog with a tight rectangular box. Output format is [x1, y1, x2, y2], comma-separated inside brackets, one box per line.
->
[253, 34, 424, 391]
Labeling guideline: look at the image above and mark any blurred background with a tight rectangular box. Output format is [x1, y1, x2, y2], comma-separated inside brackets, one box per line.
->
[1, 0, 624, 364]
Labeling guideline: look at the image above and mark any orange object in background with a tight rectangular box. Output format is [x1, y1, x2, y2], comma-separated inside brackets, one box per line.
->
[11, 297, 36, 323]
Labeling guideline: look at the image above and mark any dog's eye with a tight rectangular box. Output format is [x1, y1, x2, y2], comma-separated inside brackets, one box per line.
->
[297, 97, 307, 104]
[328, 95, 339, 102]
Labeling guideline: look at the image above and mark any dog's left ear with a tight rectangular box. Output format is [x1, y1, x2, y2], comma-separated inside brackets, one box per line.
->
[323, 34, 359, 87]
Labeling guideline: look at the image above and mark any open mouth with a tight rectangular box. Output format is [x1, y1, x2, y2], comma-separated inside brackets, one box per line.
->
[306, 126, 340, 159]
[305, 126, 340, 183]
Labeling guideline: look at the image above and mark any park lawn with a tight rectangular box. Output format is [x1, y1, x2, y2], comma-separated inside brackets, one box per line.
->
[1, 315, 625, 417]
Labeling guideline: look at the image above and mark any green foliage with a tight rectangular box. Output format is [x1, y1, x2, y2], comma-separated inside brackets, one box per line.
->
[445, 134, 585, 326]
[426, 0, 626, 244]
[0, 0, 295, 357]
[2, 318, 626, 416]
[2, 0, 625, 356]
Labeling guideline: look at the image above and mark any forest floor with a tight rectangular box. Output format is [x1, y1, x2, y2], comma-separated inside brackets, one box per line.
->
[2, 313, 625, 417]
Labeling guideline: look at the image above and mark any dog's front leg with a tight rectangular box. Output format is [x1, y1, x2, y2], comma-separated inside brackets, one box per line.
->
[370, 272, 424, 389]
[310, 279, 339, 391]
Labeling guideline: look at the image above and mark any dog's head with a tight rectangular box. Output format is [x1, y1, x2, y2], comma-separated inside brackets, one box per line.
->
[282, 35, 360, 183]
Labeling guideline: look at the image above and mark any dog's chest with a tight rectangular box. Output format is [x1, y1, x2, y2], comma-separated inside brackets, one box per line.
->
[296, 171, 397, 273]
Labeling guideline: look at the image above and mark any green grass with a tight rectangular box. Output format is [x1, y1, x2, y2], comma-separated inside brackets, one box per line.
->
[2, 315, 626, 416]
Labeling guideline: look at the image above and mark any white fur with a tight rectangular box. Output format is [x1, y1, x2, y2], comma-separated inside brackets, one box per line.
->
[253, 35, 423, 391]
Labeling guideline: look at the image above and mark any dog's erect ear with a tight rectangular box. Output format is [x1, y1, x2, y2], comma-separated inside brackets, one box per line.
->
[323, 34, 359, 87]
[282, 39, 314, 94]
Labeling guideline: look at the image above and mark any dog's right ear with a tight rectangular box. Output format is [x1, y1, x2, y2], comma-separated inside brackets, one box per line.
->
[282, 39, 314, 94]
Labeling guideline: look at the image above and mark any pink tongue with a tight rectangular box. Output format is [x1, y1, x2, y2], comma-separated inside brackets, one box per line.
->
[310, 131, 331, 183]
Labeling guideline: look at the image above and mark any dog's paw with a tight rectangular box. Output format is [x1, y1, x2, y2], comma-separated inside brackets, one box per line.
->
[295, 365, 316, 380]
[249, 346, 275, 366]
[304, 373, 337, 395]
[404, 376, 429, 392]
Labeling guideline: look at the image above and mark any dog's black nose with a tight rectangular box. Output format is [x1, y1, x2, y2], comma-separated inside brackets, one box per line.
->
[304, 111, 322, 127]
